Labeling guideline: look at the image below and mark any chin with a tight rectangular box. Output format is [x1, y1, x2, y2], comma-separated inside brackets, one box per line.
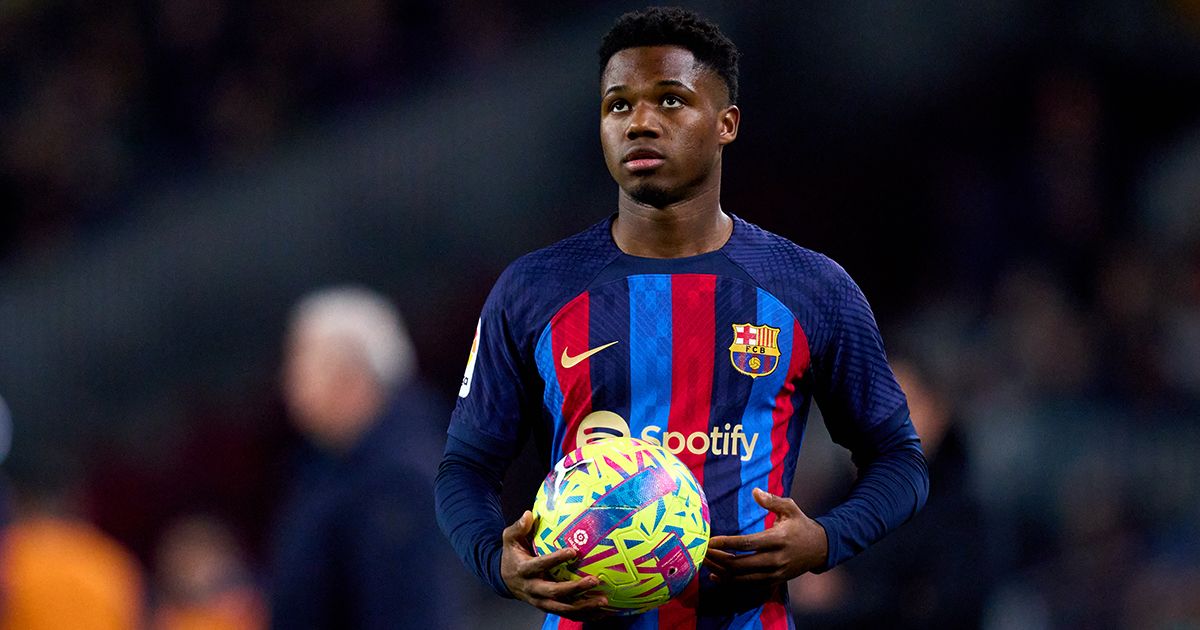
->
[627, 182, 681, 209]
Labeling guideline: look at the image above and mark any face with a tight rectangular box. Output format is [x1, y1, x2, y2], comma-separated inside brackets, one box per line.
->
[600, 46, 739, 207]
[282, 323, 374, 451]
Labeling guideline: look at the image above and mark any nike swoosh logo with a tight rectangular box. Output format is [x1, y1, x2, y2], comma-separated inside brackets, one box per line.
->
[560, 341, 619, 369]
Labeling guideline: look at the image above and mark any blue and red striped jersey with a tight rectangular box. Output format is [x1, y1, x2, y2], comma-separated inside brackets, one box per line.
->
[447, 214, 927, 630]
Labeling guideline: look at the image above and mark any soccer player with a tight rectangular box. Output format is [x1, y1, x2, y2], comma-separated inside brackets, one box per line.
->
[435, 7, 929, 629]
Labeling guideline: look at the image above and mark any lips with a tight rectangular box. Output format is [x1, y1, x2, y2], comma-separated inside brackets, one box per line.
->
[622, 148, 665, 172]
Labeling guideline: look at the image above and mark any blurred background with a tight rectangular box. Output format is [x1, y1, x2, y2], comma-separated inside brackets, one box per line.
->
[2, 0, 1200, 627]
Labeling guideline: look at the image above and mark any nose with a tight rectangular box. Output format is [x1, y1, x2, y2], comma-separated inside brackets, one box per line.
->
[626, 102, 661, 139]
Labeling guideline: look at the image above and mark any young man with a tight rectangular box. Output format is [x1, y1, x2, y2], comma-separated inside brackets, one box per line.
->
[436, 7, 929, 629]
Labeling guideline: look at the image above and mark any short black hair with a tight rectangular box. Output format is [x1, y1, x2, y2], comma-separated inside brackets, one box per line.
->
[598, 6, 740, 105]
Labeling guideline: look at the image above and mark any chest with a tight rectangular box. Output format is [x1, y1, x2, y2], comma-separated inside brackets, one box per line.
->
[533, 274, 810, 460]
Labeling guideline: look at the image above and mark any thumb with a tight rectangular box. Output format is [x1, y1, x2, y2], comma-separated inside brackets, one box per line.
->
[504, 510, 534, 543]
[753, 488, 800, 517]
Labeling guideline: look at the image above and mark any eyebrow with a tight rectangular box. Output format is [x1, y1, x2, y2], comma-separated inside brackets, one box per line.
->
[603, 79, 697, 96]
[656, 79, 694, 91]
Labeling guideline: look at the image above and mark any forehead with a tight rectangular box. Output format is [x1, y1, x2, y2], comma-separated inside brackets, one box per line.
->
[601, 45, 712, 92]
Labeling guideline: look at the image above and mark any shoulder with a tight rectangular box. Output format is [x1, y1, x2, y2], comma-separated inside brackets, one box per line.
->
[501, 219, 616, 285]
[485, 218, 619, 325]
[723, 216, 874, 358]
[724, 216, 857, 301]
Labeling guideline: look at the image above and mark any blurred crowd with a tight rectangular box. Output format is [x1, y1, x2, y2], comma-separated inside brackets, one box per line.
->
[2, 1, 1200, 629]
[0, 285, 464, 629]
[0, 0, 566, 261]
[787, 63, 1200, 627]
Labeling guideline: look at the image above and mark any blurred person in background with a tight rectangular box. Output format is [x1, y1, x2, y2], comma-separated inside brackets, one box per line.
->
[0, 451, 144, 630]
[790, 357, 992, 629]
[152, 514, 266, 630]
[269, 286, 457, 629]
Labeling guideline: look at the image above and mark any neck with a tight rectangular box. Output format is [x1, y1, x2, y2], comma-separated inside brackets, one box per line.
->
[612, 180, 732, 258]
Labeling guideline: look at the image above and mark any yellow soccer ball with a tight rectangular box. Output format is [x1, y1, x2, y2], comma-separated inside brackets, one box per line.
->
[531, 437, 709, 615]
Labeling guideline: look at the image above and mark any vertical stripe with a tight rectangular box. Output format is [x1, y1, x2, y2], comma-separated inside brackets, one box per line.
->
[659, 274, 715, 630]
[536, 325, 566, 463]
[627, 274, 673, 630]
[704, 278, 756, 537]
[727, 606, 763, 630]
[589, 279, 632, 425]
[765, 320, 810, 528]
[758, 594, 792, 629]
[667, 274, 715, 483]
[628, 275, 673, 439]
[781, 396, 813, 498]
[551, 293, 594, 459]
[698, 278, 757, 625]
[735, 291, 794, 535]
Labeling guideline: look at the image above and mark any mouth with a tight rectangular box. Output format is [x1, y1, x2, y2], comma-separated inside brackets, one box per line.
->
[622, 148, 665, 172]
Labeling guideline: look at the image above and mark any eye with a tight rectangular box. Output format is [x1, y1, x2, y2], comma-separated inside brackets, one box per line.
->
[662, 95, 684, 108]
[609, 100, 629, 113]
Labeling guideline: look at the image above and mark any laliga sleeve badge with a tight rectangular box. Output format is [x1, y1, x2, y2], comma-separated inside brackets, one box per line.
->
[458, 318, 480, 398]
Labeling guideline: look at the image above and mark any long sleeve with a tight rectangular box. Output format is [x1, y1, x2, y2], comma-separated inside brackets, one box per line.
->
[813, 407, 929, 570]
[805, 259, 930, 570]
[434, 434, 515, 597]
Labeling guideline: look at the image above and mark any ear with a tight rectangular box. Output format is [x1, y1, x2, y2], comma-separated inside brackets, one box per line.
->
[717, 105, 740, 145]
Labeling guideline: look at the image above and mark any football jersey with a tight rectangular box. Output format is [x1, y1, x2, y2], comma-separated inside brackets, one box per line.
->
[449, 214, 922, 630]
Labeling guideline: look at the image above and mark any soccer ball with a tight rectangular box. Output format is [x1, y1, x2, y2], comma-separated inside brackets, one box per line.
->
[531, 437, 709, 615]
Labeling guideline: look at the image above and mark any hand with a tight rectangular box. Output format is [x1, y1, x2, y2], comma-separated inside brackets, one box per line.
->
[500, 511, 611, 621]
[704, 488, 828, 586]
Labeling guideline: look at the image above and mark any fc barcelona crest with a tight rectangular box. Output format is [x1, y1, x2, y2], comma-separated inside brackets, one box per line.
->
[729, 323, 781, 378]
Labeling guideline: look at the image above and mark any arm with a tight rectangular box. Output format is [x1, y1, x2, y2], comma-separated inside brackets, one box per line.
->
[704, 417, 927, 582]
[813, 407, 928, 570]
[434, 435, 513, 597]
[435, 435, 611, 619]
[706, 263, 929, 583]
[444, 265, 611, 619]
[807, 268, 929, 571]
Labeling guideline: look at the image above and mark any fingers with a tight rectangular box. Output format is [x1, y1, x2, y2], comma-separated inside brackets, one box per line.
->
[525, 575, 599, 600]
[708, 530, 780, 553]
[522, 575, 610, 621]
[704, 548, 780, 575]
[709, 570, 779, 584]
[707, 493, 799, 553]
[705, 550, 784, 586]
[519, 546, 577, 576]
[752, 488, 802, 518]
[704, 548, 743, 564]
[535, 592, 611, 620]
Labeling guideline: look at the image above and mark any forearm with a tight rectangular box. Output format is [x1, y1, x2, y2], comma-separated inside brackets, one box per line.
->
[813, 436, 928, 571]
[434, 436, 513, 597]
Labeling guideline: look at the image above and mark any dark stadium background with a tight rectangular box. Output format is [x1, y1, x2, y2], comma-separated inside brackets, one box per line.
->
[2, 0, 1199, 627]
